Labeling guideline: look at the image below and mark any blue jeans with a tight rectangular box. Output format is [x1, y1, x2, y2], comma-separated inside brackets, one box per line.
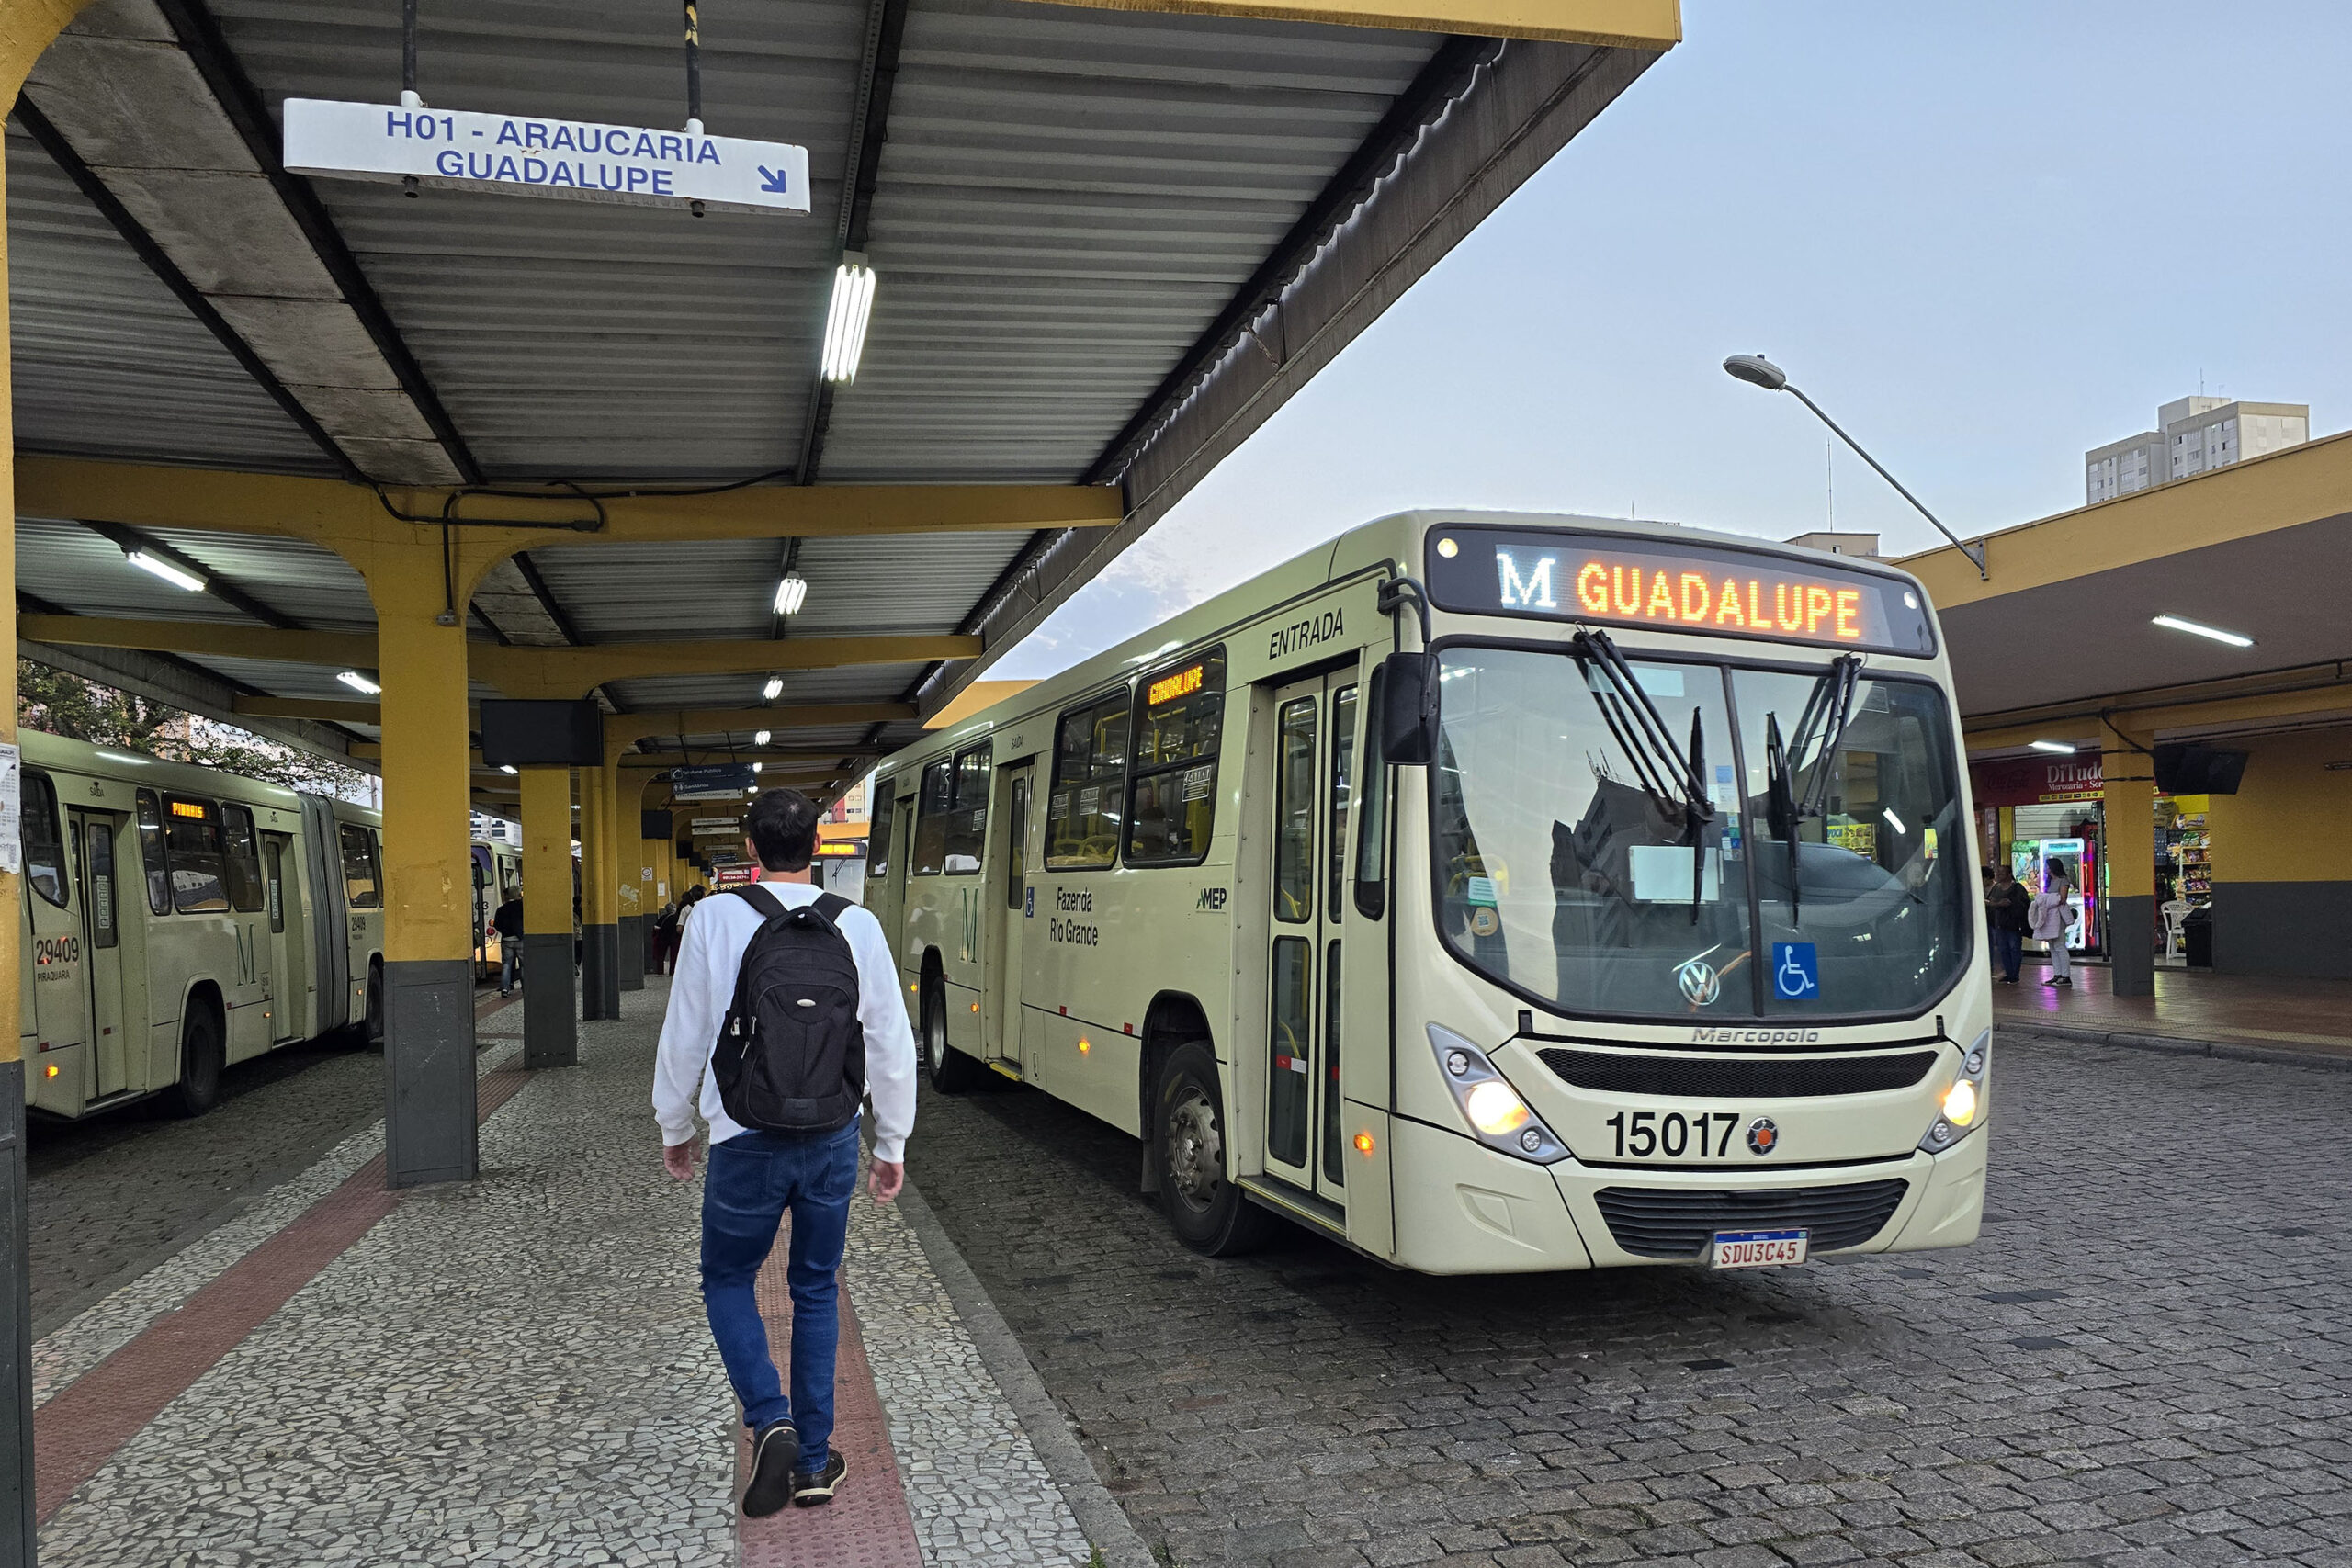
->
[1990, 929, 2021, 981]
[700, 1120, 860, 1471]
[500, 942, 521, 992]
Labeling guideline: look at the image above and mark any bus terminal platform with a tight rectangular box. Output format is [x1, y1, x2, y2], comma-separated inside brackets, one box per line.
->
[1990, 964, 2352, 1067]
[26, 982, 1133, 1568]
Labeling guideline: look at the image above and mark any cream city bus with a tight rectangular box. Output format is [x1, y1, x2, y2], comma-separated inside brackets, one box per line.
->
[17, 730, 388, 1119]
[471, 836, 523, 981]
[869, 513, 1989, 1273]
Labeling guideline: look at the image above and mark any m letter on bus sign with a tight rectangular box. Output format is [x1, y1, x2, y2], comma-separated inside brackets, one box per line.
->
[283, 99, 812, 216]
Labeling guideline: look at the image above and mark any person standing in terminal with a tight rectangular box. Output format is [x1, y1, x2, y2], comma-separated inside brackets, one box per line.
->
[493, 880, 525, 998]
[1985, 863, 2030, 984]
[2030, 865, 2075, 987]
[652, 789, 918, 1517]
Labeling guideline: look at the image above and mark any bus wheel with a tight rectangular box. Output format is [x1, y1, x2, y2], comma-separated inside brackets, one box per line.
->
[172, 1005, 224, 1118]
[364, 964, 386, 1050]
[1155, 1040, 1277, 1257]
[922, 976, 986, 1094]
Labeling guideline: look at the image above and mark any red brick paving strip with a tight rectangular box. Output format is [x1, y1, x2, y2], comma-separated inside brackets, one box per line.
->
[34, 1048, 538, 1524]
[737, 1226, 924, 1567]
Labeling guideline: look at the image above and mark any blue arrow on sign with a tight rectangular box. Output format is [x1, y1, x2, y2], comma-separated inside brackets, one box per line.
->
[757, 165, 790, 194]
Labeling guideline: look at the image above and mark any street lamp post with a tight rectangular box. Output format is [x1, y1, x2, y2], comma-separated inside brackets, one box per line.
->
[1724, 355, 1987, 580]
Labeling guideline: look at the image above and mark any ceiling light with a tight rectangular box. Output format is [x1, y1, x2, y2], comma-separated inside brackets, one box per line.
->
[337, 671, 382, 694]
[762, 676, 784, 700]
[774, 572, 808, 615]
[820, 253, 876, 383]
[2151, 614, 2254, 649]
[754, 729, 772, 745]
[752, 762, 763, 773]
[2029, 739, 2075, 754]
[499, 764, 518, 775]
[125, 549, 205, 592]
[1881, 807, 1907, 835]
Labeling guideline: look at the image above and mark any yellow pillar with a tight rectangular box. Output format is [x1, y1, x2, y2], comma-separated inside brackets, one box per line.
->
[577, 751, 609, 1019]
[616, 767, 647, 993]
[363, 571, 479, 1187]
[2102, 732, 2157, 998]
[519, 767, 576, 1066]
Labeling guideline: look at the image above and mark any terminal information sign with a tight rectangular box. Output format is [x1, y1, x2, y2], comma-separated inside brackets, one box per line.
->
[283, 99, 812, 216]
[1424, 526, 1935, 655]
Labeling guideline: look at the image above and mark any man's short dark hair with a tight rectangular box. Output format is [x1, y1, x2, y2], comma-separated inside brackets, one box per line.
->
[746, 788, 821, 872]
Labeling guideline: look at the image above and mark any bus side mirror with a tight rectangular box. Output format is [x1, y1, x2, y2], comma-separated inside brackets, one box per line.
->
[1379, 651, 1437, 765]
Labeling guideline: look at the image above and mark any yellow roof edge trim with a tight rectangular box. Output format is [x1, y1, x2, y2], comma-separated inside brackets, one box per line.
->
[1012, 0, 1679, 47]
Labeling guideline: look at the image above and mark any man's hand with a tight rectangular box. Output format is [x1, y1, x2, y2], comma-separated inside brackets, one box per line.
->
[663, 1138, 702, 1182]
[869, 1158, 905, 1203]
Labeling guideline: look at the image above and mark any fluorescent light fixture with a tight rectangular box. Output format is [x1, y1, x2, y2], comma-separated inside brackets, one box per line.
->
[752, 762, 763, 774]
[754, 729, 772, 745]
[762, 676, 784, 700]
[336, 670, 382, 694]
[499, 764, 518, 775]
[125, 549, 205, 592]
[2152, 614, 2254, 648]
[820, 253, 876, 383]
[774, 572, 808, 615]
[1882, 807, 1907, 835]
[2029, 739, 2075, 754]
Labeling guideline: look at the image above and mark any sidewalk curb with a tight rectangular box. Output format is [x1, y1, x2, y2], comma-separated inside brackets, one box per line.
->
[896, 1179, 1158, 1568]
[1996, 1020, 2352, 1072]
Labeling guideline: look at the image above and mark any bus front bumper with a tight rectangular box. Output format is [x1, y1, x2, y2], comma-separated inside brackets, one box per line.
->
[1386, 1115, 1988, 1274]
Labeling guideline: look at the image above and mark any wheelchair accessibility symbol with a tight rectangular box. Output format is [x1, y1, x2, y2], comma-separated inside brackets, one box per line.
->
[1772, 942, 1819, 1001]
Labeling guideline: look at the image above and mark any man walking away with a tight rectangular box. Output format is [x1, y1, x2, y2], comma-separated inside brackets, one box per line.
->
[1985, 863, 2029, 984]
[493, 882, 525, 998]
[2030, 866, 2075, 987]
[652, 789, 917, 1517]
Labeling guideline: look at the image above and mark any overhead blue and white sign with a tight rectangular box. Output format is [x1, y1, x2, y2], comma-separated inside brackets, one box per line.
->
[283, 98, 811, 216]
[669, 764, 760, 801]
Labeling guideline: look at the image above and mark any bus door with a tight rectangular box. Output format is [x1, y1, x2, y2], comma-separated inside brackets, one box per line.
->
[263, 834, 300, 1042]
[70, 810, 127, 1100]
[985, 763, 1035, 1065]
[1261, 673, 1357, 1204]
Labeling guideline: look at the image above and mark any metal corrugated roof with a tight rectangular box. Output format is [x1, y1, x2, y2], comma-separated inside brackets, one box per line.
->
[16, 514, 376, 630]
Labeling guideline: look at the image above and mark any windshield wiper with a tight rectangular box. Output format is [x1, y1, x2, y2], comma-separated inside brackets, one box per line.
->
[1572, 629, 1714, 923]
[1763, 653, 1863, 927]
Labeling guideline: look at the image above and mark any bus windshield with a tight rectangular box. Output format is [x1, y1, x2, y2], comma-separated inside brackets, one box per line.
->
[1430, 645, 1971, 1022]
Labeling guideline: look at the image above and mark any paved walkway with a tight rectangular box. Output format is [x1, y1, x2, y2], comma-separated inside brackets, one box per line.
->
[29, 979, 1110, 1566]
[1993, 962, 2352, 1065]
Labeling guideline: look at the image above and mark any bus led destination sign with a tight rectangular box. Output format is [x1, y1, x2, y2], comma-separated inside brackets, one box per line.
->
[1424, 527, 1935, 656]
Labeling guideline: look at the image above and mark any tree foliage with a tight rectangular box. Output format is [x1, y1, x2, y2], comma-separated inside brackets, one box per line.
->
[17, 660, 379, 806]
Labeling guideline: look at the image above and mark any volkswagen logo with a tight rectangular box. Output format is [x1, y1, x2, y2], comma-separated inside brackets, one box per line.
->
[1747, 1117, 1781, 1156]
[1675, 957, 1722, 1007]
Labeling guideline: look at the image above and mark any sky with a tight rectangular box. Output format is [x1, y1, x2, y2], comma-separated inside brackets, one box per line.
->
[992, 0, 2352, 682]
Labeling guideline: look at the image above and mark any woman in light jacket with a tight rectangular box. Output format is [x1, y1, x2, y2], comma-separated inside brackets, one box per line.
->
[2030, 868, 2075, 987]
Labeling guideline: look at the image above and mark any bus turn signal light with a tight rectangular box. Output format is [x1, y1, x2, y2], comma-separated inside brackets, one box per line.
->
[1078, 1037, 1091, 1055]
[1353, 1131, 1374, 1156]
[44, 1064, 59, 1078]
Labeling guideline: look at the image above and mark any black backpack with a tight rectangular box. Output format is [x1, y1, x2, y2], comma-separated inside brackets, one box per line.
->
[711, 886, 866, 1134]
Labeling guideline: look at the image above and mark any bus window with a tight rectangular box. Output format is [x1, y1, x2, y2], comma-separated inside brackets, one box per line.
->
[1327, 683, 1357, 917]
[1272, 696, 1317, 922]
[20, 773, 68, 908]
[945, 745, 990, 874]
[1352, 665, 1389, 920]
[911, 760, 952, 875]
[1046, 691, 1129, 869]
[89, 823, 118, 948]
[134, 791, 171, 915]
[868, 780, 895, 878]
[340, 822, 383, 908]
[1125, 652, 1224, 867]
[220, 804, 266, 912]
[163, 796, 231, 913]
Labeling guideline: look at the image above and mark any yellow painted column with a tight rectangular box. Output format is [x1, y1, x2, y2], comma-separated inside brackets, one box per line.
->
[519, 767, 577, 1067]
[0, 130, 28, 1567]
[366, 574, 479, 1187]
[577, 751, 609, 1020]
[616, 768, 647, 993]
[2102, 734, 2157, 998]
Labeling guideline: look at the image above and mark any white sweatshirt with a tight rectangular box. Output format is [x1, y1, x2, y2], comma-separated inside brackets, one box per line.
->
[651, 879, 919, 1162]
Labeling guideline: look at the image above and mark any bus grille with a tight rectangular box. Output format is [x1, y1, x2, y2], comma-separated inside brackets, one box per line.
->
[1538, 1049, 1938, 1099]
[1593, 1179, 1910, 1259]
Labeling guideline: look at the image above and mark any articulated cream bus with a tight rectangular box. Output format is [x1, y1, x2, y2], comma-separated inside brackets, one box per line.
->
[17, 730, 388, 1119]
[868, 513, 1990, 1274]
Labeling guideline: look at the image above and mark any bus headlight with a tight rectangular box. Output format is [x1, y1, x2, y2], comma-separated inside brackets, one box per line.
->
[1428, 1024, 1567, 1164]
[1919, 1030, 1991, 1152]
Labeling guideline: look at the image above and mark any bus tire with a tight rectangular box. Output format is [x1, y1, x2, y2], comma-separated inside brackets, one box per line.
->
[922, 975, 987, 1094]
[172, 1003, 225, 1118]
[1154, 1040, 1278, 1257]
[364, 963, 386, 1051]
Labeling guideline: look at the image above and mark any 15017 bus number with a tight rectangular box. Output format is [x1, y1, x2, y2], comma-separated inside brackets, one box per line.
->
[1605, 1110, 1738, 1159]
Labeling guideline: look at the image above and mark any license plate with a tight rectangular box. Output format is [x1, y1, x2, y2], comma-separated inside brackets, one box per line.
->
[1711, 1228, 1808, 1269]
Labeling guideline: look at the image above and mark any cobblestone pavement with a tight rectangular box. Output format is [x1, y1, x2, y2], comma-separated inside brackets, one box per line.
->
[910, 1031, 2352, 1568]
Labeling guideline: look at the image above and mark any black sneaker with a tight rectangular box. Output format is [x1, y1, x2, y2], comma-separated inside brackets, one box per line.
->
[2053, 976, 2072, 987]
[742, 1420, 798, 1518]
[791, 1449, 847, 1507]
